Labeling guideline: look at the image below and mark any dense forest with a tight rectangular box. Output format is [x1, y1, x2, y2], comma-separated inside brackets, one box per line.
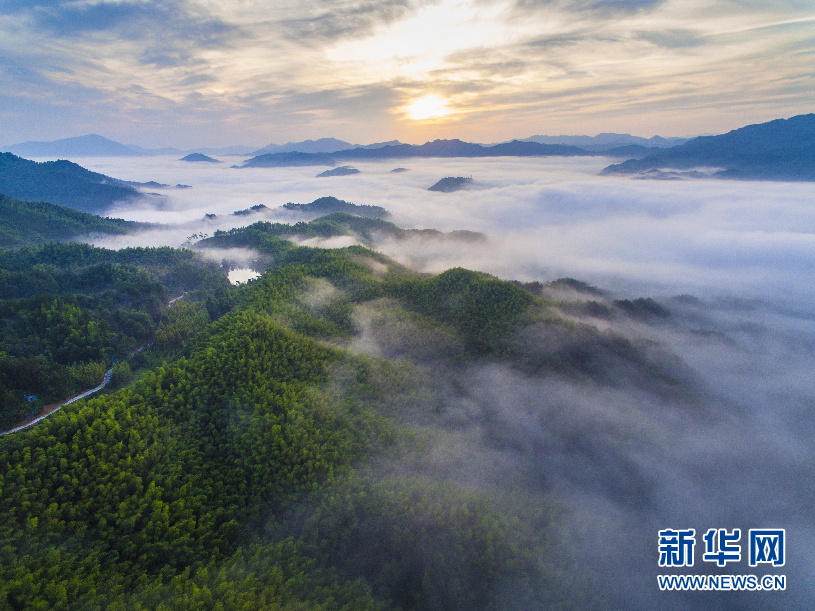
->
[1, 205, 700, 610]
[0, 194, 148, 248]
[0, 242, 231, 428]
[200, 211, 485, 258]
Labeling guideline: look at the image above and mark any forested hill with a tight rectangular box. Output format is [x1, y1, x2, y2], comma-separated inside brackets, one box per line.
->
[0, 194, 146, 248]
[281, 195, 390, 219]
[0, 153, 144, 213]
[198, 211, 486, 255]
[601, 113, 815, 180]
[0, 242, 232, 428]
[0, 208, 703, 609]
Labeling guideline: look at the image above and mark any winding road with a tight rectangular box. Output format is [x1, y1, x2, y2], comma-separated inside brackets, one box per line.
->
[0, 368, 113, 437]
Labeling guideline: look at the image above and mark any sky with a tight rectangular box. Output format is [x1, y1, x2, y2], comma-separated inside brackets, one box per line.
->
[1, 0, 814, 148]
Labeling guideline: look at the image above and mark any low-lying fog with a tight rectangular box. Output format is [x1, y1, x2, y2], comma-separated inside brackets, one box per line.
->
[79, 154, 815, 310]
[67, 154, 814, 609]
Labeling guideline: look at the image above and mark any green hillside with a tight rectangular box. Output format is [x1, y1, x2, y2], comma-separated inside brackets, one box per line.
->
[0, 194, 146, 248]
[199, 212, 485, 257]
[0, 214, 692, 610]
[0, 242, 231, 428]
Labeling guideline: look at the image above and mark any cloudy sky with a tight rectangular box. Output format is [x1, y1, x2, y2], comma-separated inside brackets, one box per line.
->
[1, 0, 813, 147]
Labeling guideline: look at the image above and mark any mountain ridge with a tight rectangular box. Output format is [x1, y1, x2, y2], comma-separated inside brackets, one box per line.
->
[522, 133, 690, 150]
[601, 114, 815, 181]
[3, 134, 144, 158]
[0, 152, 145, 214]
[3, 132, 686, 159]
[236, 139, 594, 167]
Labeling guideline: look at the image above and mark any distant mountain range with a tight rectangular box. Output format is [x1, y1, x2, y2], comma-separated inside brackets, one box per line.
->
[521, 133, 690, 151]
[1, 132, 683, 160]
[338, 139, 590, 160]
[248, 138, 403, 156]
[0, 135, 403, 158]
[235, 139, 592, 168]
[3, 115, 812, 182]
[3, 135, 142, 158]
[601, 114, 815, 181]
[0, 135, 255, 158]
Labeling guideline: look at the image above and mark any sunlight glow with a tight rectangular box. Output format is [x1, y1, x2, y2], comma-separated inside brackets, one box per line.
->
[327, 0, 522, 82]
[406, 95, 451, 121]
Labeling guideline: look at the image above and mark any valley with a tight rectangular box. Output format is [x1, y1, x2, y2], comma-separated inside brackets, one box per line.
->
[1, 146, 813, 610]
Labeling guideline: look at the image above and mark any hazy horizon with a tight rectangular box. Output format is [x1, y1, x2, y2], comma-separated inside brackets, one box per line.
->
[2, 127, 705, 151]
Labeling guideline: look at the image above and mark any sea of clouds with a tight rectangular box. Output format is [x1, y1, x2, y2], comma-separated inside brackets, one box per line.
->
[68, 154, 815, 610]
[80, 154, 815, 310]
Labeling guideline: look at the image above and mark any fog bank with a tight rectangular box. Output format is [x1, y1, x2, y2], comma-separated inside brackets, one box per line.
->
[63, 154, 815, 609]
[71, 154, 815, 310]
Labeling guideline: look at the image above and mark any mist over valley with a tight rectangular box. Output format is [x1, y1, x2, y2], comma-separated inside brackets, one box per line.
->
[3, 0, 814, 603]
[75, 153, 815, 309]
[2, 149, 814, 610]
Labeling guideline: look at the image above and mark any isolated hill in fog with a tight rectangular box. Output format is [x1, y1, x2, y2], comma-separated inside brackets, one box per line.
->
[428, 176, 474, 192]
[316, 166, 360, 177]
[0, 153, 144, 214]
[602, 113, 815, 180]
[237, 152, 338, 168]
[181, 153, 221, 163]
[281, 196, 390, 219]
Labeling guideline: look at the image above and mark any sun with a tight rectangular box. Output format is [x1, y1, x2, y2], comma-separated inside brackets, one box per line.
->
[406, 95, 451, 121]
